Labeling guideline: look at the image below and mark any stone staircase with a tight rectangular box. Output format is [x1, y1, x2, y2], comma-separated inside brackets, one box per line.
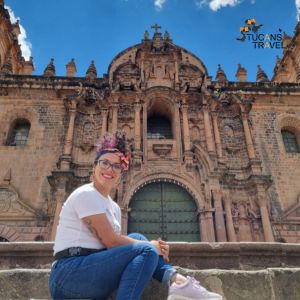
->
[1, 242, 300, 300]
[1, 267, 300, 300]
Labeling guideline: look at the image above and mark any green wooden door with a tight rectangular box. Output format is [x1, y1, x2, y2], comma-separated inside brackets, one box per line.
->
[128, 182, 200, 241]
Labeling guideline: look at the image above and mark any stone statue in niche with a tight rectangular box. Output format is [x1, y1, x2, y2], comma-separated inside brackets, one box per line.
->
[231, 202, 240, 229]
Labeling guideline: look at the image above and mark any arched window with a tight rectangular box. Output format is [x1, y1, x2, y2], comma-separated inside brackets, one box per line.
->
[147, 115, 172, 139]
[281, 129, 300, 153]
[0, 236, 9, 242]
[7, 119, 31, 146]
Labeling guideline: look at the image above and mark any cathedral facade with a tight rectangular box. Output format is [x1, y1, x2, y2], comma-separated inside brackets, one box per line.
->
[0, 2, 300, 243]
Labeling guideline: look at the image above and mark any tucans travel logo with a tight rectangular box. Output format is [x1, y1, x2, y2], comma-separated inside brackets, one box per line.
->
[236, 18, 283, 49]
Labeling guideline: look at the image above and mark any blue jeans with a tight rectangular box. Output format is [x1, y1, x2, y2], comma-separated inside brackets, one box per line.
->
[49, 233, 176, 299]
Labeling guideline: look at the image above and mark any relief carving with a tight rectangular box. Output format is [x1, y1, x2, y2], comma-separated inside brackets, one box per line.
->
[0, 187, 35, 218]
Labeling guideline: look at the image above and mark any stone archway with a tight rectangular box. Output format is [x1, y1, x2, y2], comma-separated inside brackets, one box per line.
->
[128, 180, 200, 241]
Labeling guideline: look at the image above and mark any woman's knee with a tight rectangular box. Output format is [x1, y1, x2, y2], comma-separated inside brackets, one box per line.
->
[128, 232, 148, 241]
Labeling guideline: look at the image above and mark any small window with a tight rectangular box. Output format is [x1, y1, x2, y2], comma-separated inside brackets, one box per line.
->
[281, 129, 300, 153]
[0, 236, 9, 242]
[7, 119, 31, 146]
[147, 115, 172, 139]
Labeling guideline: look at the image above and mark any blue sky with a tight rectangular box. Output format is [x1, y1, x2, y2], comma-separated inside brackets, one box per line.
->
[4, 0, 299, 81]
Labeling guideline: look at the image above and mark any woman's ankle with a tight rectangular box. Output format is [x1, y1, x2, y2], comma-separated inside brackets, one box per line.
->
[170, 273, 187, 285]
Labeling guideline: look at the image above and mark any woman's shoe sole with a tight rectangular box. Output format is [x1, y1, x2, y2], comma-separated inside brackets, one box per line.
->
[167, 295, 222, 300]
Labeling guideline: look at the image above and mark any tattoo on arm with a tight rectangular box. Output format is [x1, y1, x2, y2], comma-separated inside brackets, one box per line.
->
[84, 218, 103, 241]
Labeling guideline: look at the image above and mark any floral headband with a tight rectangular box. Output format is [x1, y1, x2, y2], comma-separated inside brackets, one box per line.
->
[95, 148, 131, 171]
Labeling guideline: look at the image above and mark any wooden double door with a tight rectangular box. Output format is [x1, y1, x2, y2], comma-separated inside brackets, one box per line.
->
[128, 182, 200, 241]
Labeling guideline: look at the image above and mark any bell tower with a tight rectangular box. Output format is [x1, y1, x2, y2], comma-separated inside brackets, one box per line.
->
[0, 0, 34, 75]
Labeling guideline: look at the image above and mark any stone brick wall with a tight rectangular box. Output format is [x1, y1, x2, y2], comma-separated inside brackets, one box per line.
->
[0, 85, 66, 240]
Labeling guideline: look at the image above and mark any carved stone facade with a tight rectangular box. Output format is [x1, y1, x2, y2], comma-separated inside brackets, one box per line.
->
[0, 2, 300, 242]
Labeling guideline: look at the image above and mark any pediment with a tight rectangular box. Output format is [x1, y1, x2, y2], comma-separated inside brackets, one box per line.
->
[0, 186, 36, 219]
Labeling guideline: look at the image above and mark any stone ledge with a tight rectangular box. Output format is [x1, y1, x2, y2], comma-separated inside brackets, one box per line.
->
[0, 268, 300, 300]
[1, 242, 300, 270]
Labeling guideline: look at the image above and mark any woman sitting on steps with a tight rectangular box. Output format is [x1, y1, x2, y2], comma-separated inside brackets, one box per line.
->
[48, 130, 222, 300]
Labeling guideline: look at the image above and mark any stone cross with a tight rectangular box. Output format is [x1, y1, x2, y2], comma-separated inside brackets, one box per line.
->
[151, 24, 161, 33]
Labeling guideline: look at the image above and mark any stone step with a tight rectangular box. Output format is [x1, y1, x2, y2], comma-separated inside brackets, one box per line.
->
[0, 268, 300, 300]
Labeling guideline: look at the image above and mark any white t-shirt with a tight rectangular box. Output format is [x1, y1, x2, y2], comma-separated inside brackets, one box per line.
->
[53, 183, 121, 254]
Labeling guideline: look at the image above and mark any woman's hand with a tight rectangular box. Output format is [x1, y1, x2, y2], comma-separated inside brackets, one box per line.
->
[158, 238, 170, 262]
[150, 239, 170, 262]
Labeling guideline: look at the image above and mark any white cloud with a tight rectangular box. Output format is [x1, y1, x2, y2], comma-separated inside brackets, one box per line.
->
[4, 6, 32, 60]
[296, 0, 300, 20]
[196, 0, 242, 11]
[154, 0, 166, 10]
[209, 0, 241, 11]
[195, 0, 208, 8]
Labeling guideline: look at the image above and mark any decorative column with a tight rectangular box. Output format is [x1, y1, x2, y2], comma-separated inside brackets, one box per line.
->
[50, 189, 67, 240]
[142, 103, 148, 162]
[211, 111, 223, 158]
[242, 112, 255, 160]
[60, 99, 77, 171]
[101, 108, 108, 137]
[203, 104, 216, 153]
[180, 104, 191, 152]
[257, 190, 274, 242]
[174, 102, 182, 161]
[199, 208, 207, 241]
[174, 60, 179, 84]
[111, 103, 118, 133]
[120, 205, 130, 235]
[223, 192, 237, 242]
[199, 207, 216, 242]
[134, 103, 142, 151]
[212, 190, 227, 241]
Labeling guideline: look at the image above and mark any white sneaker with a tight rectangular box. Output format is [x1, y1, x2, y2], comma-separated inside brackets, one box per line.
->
[167, 276, 222, 300]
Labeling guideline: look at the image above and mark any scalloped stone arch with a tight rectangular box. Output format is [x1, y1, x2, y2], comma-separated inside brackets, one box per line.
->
[123, 173, 203, 209]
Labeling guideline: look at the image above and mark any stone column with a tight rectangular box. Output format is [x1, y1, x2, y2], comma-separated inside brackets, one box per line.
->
[258, 191, 274, 242]
[212, 190, 227, 242]
[181, 104, 191, 152]
[60, 99, 77, 171]
[174, 102, 182, 160]
[120, 206, 130, 235]
[142, 103, 148, 161]
[242, 112, 255, 160]
[50, 189, 66, 240]
[203, 105, 216, 153]
[174, 60, 179, 84]
[111, 103, 118, 133]
[134, 103, 142, 151]
[199, 207, 216, 242]
[223, 193, 237, 242]
[204, 209, 216, 242]
[199, 209, 207, 241]
[101, 108, 108, 137]
[211, 112, 223, 158]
